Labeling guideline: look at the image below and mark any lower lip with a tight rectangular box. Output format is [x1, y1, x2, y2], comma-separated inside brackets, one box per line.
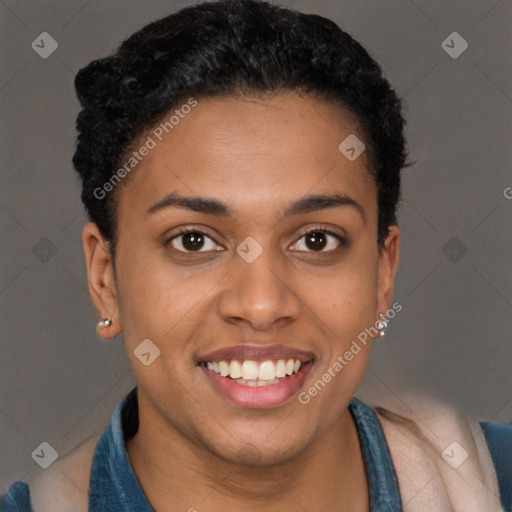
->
[200, 362, 313, 409]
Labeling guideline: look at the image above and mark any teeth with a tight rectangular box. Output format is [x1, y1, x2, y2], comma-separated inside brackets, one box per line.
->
[205, 358, 305, 382]
[276, 360, 287, 378]
[219, 360, 230, 377]
[241, 360, 259, 380]
[258, 360, 276, 381]
[229, 360, 242, 378]
[236, 378, 281, 387]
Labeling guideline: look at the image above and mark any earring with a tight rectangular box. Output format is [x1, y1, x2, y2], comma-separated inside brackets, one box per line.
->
[97, 318, 112, 331]
[376, 313, 388, 337]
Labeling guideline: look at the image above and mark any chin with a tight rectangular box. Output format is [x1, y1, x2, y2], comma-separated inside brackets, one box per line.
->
[207, 431, 309, 469]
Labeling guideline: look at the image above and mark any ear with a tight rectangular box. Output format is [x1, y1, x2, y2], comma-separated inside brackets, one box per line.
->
[376, 225, 400, 316]
[82, 222, 122, 339]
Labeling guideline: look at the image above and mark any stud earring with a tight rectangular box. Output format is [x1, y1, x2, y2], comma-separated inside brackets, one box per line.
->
[97, 318, 112, 331]
[376, 313, 388, 337]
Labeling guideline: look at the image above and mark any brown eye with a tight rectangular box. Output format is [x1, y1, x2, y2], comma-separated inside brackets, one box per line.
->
[305, 231, 328, 251]
[291, 229, 347, 253]
[168, 229, 221, 253]
[181, 232, 205, 251]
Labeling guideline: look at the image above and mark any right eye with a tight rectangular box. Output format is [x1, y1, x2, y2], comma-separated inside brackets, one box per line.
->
[166, 229, 224, 253]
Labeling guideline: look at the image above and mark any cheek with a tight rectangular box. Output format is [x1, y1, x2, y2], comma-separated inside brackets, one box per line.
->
[297, 261, 377, 417]
[304, 251, 379, 328]
[298, 252, 379, 391]
[114, 247, 220, 348]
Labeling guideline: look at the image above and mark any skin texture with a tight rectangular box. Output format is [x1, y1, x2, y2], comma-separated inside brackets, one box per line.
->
[82, 93, 400, 511]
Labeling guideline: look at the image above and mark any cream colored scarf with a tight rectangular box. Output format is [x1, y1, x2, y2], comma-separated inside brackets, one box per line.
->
[373, 396, 504, 511]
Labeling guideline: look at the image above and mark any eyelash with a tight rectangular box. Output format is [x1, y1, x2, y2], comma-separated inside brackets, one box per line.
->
[293, 228, 348, 252]
[166, 227, 348, 254]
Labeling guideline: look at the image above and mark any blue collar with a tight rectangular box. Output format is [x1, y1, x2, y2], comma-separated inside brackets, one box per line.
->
[88, 386, 402, 511]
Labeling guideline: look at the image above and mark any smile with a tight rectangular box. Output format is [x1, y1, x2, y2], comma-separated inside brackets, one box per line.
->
[204, 358, 305, 386]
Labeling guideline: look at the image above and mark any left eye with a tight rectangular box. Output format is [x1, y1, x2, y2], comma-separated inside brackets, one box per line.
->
[168, 230, 222, 253]
[291, 229, 347, 253]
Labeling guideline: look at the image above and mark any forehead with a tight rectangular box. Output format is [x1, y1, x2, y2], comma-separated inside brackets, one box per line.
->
[116, 93, 376, 221]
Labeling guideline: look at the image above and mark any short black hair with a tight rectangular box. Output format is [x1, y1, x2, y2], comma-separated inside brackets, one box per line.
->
[72, 0, 407, 259]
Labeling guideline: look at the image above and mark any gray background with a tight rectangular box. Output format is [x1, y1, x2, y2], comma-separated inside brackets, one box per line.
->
[1, 0, 511, 489]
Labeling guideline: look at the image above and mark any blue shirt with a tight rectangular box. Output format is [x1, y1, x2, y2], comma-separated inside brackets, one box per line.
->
[1, 386, 510, 511]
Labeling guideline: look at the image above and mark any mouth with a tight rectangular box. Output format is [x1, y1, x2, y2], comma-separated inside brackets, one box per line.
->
[202, 358, 307, 386]
[197, 345, 315, 408]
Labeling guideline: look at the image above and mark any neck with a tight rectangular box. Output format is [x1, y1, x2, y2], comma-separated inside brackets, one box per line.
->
[126, 394, 369, 512]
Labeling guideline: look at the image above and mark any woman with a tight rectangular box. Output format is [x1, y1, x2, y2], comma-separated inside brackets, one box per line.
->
[2, 1, 510, 510]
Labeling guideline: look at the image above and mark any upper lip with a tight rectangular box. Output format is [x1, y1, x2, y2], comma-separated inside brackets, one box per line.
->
[198, 344, 315, 363]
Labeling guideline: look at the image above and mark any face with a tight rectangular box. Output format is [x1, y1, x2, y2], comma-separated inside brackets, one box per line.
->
[83, 93, 400, 467]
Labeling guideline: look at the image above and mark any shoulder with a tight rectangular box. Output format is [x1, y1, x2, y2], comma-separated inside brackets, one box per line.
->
[368, 395, 508, 511]
[27, 433, 101, 512]
[1, 433, 100, 512]
[480, 420, 512, 450]
[1, 481, 32, 512]
[480, 421, 512, 512]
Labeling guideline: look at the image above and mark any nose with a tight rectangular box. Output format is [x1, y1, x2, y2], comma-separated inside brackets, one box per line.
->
[217, 244, 302, 331]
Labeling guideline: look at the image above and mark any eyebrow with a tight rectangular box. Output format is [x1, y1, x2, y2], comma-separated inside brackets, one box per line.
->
[146, 192, 364, 220]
